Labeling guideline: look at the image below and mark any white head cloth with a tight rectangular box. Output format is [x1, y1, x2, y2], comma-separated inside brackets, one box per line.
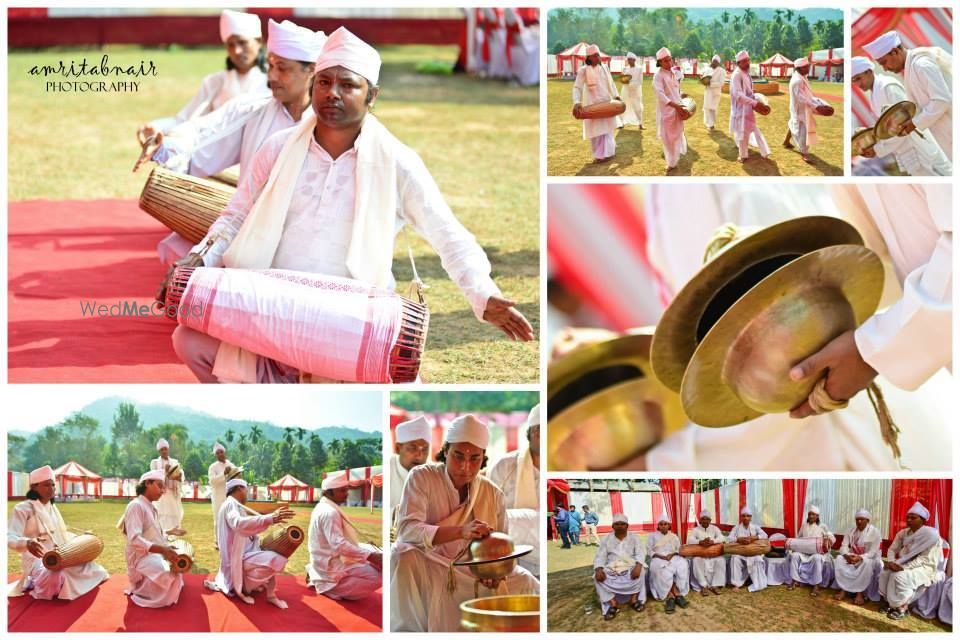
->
[863, 30, 901, 59]
[699, 509, 712, 519]
[396, 415, 431, 443]
[317, 26, 382, 85]
[322, 470, 350, 491]
[851, 56, 873, 76]
[213, 442, 226, 455]
[612, 512, 629, 524]
[220, 9, 261, 43]
[626, 52, 637, 60]
[712, 54, 721, 64]
[736, 50, 750, 63]
[794, 57, 810, 69]
[656, 47, 671, 61]
[808, 505, 820, 515]
[267, 18, 326, 63]
[855, 508, 871, 520]
[657, 510, 671, 524]
[907, 501, 930, 521]
[156, 438, 169, 451]
[29, 465, 55, 485]
[586, 44, 600, 56]
[139, 469, 164, 483]
[226, 478, 247, 492]
[741, 506, 753, 516]
[526, 404, 541, 429]
[446, 414, 490, 450]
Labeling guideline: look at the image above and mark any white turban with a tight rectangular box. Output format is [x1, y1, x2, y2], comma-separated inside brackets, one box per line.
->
[156, 438, 169, 451]
[657, 511, 671, 524]
[445, 414, 489, 450]
[808, 505, 820, 515]
[612, 513, 629, 524]
[851, 56, 873, 76]
[29, 465, 55, 485]
[740, 506, 753, 516]
[626, 52, 637, 60]
[213, 442, 225, 455]
[226, 478, 247, 493]
[316, 26, 381, 85]
[712, 54, 721, 64]
[794, 57, 810, 69]
[863, 30, 901, 59]
[268, 18, 326, 63]
[855, 509, 871, 520]
[586, 44, 600, 56]
[526, 404, 541, 429]
[396, 416, 431, 443]
[322, 470, 350, 491]
[736, 50, 749, 63]
[699, 509, 712, 519]
[219, 9, 261, 43]
[656, 47, 671, 61]
[907, 501, 930, 521]
[139, 469, 164, 483]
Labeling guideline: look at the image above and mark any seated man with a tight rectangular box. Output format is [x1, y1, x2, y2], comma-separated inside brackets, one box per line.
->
[120, 470, 185, 608]
[879, 501, 943, 620]
[205, 478, 295, 608]
[834, 508, 883, 605]
[787, 505, 835, 596]
[593, 513, 646, 620]
[391, 415, 539, 632]
[7, 465, 108, 600]
[727, 507, 768, 592]
[687, 510, 725, 595]
[646, 513, 690, 613]
[306, 471, 382, 599]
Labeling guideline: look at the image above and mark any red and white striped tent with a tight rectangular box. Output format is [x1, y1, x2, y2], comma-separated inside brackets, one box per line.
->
[759, 52, 794, 78]
[268, 474, 310, 503]
[555, 42, 611, 76]
[851, 7, 953, 129]
[809, 47, 844, 82]
[387, 409, 531, 462]
[53, 461, 102, 497]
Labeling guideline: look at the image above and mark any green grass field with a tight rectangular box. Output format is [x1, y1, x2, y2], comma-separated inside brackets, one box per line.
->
[8, 45, 540, 383]
[7, 500, 382, 578]
[548, 77, 844, 176]
[546, 533, 948, 632]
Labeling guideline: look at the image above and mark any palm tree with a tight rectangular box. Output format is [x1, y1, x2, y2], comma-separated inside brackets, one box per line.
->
[283, 429, 295, 446]
[295, 427, 306, 443]
[249, 425, 262, 446]
[224, 429, 235, 445]
[743, 8, 756, 27]
[720, 10, 730, 25]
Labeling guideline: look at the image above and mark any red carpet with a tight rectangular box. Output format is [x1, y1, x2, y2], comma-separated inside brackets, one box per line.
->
[7, 573, 382, 632]
[813, 91, 844, 104]
[8, 199, 196, 382]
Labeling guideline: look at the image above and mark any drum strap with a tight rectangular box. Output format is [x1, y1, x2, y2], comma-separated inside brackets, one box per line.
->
[401, 225, 427, 305]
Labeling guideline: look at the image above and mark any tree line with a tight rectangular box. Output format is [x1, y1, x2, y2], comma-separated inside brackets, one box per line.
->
[8, 402, 382, 487]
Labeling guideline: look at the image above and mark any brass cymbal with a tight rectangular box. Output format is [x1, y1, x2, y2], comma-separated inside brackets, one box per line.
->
[874, 100, 917, 140]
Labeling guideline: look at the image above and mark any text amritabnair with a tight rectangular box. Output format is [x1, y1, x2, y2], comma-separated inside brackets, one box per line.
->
[29, 54, 158, 79]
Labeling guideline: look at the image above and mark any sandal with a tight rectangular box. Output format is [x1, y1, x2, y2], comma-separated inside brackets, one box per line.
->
[631, 600, 645, 612]
[887, 609, 907, 621]
[603, 606, 620, 621]
[675, 595, 689, 609]
[665, 598, 676, 614]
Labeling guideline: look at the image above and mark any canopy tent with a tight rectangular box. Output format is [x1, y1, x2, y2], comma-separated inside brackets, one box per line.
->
[808, 47, 844, 81]
[759, 52, 794, 77]
[53, 461, 102, 498]
[388, 410, 531, 461]
[268, 473, 310, 503]
[555, 42, 611, 76]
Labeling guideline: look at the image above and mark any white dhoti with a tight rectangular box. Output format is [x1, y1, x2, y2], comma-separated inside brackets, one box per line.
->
[320, 563, 382, 601]
[789, 552, 830, 585]
[127, 553, 184, 608]
[648, 556, 690, 599]
[879, 566, 934, 607]
[730, 556, 768, 592]
[240, 549, 288, 594]
[595, 567, 646, 614]
[590, 134, 616, 160]
[621, 82, 643, 127]
[835, 556, 882, 594]
[691, 557, 726, 588]
[735, 117, 771, 160]
[156, 491, 184, 532]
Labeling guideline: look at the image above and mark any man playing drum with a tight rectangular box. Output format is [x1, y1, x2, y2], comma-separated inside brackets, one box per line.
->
[787, 505, 835, 596]
[727, 507, 769, 592]
[687, 510, 725, 595]
[7, 465, 108, 600]
[150, 438, 186, 536]
[572, 44, 622, 163]
[306, 471, 382, 599]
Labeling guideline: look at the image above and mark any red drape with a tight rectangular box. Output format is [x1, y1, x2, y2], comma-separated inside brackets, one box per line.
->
[738, 480, 747, 512]
[890, 479, 936, 535]
[660, 479, 676, 523]
[782, 480, 796, 537]
[651, 493, 665, 524]
[610, 491, 624, 515]
[931, 479, 952, 543]
[794, 480, 808, 538]
[678, 479, 693, 543]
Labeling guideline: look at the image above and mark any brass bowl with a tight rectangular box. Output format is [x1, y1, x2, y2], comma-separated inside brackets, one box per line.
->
[455, 532, 532, 580]
[460, 595, 540, 632]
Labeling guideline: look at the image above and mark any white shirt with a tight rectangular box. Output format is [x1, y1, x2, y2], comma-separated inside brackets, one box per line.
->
[903, 47, 952, 159]
[796, 520, 836, 560]
[122, 496, 166, 571]
[646, 530, 681, 559]
[573, 63, 621, 139]
[307, 497, 374, 594]
[213, 496, 274, 594]
[389, 454, 415, 511]
[622, 65, 643, 96]
[593, 532, 646, 571]
[150, 456, 184, 490]
[729, 67, 759, 133]
[727, 522, 768, 541]
[688, 524, 723, 544]
[839, 523, 882, 558]
[486, 449, 540, 509]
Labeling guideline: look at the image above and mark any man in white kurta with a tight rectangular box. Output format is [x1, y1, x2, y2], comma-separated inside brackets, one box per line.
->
[150, 438, 186, 536]
[594, 513, 646, 619]
[7, 466, 108, 600]
[306, 471, 382, 599]
[205, 479, 294, 607]
[687, 510, 725, 594]
[208, 442, 234, 548]
[729, 50, 771, 162]
[487, 404, 540, 574]
[390, 415, 539, 632]
[834, 508, 883, 605]
[850, 56, 951, 176]
[646, 514, 690, 612]
[389, 416, 431, 513]
[703, 55, 724, 130]
[620, 52, 644, 129]
[121, 470, 184, 608]
[863, 30, 952, 161]
[572, 45, 622, 162]
[653, 47, 688, 172]
[503, 8, 539, 87]
[879, 501, 943, 620]
[783, 59, 821, 163]
[787, 505, 835, 595]
[727, 507, 768, 592]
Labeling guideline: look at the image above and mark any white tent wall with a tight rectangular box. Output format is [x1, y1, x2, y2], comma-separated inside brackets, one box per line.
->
[806, 479, 893, 538]
[745, 479, 785, 529]
[719, 482, 739, 526]
[700, 488, 717, 519]
[621, 491, 652, 525]
[570, 490, 613, 526]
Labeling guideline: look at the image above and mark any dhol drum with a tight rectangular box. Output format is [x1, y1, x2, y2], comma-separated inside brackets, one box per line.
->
[814, 101, 835, 117]
[170, 539, 194, 574]
[679, 97, 697, 121]
[723, 540, 771, 557]
[164, 266, 428, 383]
[785, 537, 830, 555]
[576, 100, 627, 120]
[42, 534, 104, 571]
[699, 74, 712, 86]
[139, 167, 235, 244]
[679, 543, 724, 558]
[260, 525, 305, 558]
[754, 94, 772, 116]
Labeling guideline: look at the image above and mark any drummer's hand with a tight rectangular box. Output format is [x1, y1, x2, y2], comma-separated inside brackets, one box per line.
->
[26, 538, 45, 558]
[158, 545, 180, 565]
[462, 519, 492, 540]
[480, 577, 504, 590]
[788, 330, 877, 419]
[156, 252, 205, 305]
[859, 147, 877, 158]
[680, 92, 689, 99]
[572, 104, 583, 118]
[630, 563, 643, 580]
[133, 130, 164, 173]
[272, 507, 296, 524]
[700, 539, 712, 546]
[594, 567, 607, 583]
[484, 296, 535, 342]
[897, 120, 917, 136]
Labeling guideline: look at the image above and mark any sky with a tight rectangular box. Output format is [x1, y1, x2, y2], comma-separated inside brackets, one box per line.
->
[5, 385, 384, 433]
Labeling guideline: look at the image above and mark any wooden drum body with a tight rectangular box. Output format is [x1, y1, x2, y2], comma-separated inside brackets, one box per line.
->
[170, 539, 194, 574]
[139, 167, 235, 244]
[785, 537, 830, 555]
[679, 542, 723, 558]
[261, 525, 305, 558]
[42, 534, 104, 571]
[577, 100, 626, 120]
[723, 540, 771, 557]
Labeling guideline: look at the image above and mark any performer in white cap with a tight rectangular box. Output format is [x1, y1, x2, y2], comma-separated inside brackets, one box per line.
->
[850, 56, 951, 176]
[391, 414, 539, 631]
[727, 507, 768, 592]
[208, 442, 235, 547]
[787, 505, 835, 596]
[306, 471, 382, 599]
[205, 478, 295, 608]
[653, 47, 688, 173]
[687, 510, 725, 594]
[879, 501, 943, 620]
[620, 52, 644, 129]
[150, 438, 186, 536]
[7, 465, 108, 600]
[139, 9, 269, 137]
[166, 26, 533, 384]
[503, 8, 539, 87]
[487, 404, 541, 574]
[862, 30, 952, 161]
[834, 508, 883, 605]
[593, 512, 646, 620]
[120, 470, 185, 607]
[703, 54, 725, 130]
[572, 44, 622, 163]
[646, 512, 690, 613]
[729, 50, 771, 163]
[390, 416, 431, 511]
[783, 58, 822, 164]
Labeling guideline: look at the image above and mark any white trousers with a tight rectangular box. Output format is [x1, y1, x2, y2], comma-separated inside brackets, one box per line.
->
[590, 133, 615, 160]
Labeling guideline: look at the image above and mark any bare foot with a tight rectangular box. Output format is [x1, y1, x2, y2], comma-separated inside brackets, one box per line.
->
[710, 587, 721, 595]
[787, 584, 795, 591]
[811, 587, 819, 597]
[854, 594, 866, 606]
[834, 591, 845, 601]
[701, 589, 711, 597]
[267, 596, 288, 609]
[802, 155, 814, 164]
[203, 580, 218, 591]
[237, 592, 255, 605]
[783, 141, 794, 149]
[731, 586, 740, 592]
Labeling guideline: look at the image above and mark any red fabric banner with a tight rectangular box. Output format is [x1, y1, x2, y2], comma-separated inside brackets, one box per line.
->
[890, 479, 936, 535]
[610, 491, 624, 516]
[738, 480, 747, 512]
